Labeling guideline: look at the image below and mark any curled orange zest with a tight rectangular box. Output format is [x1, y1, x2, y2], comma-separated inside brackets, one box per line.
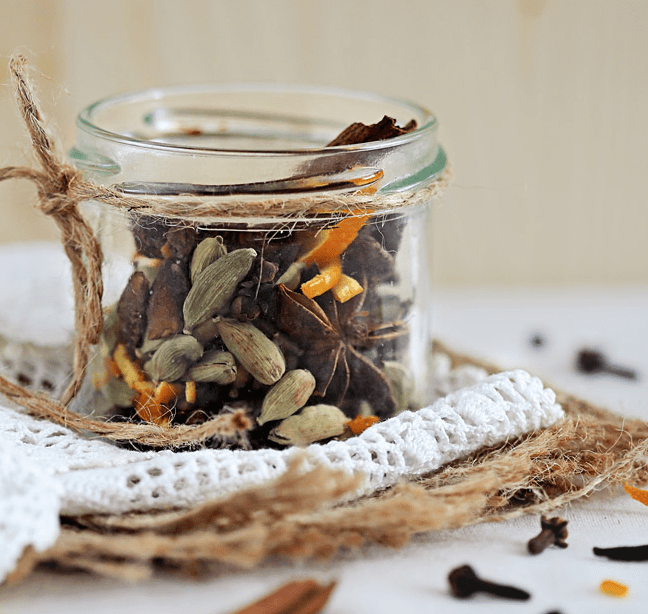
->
[113, 343, 146, 388]
[185, 380, 197, 404]
[347, 415, 380, 435]
[624, 482, 648, 506]
[331, 273, 364, 303]
[134, 381, 164, 425]
[599, 580, 628, 598]
[299, 214, 372, 269]
[301, 257, 342, 299]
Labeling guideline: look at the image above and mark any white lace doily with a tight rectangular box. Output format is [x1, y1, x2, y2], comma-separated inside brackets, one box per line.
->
[0, 243, 564, 583]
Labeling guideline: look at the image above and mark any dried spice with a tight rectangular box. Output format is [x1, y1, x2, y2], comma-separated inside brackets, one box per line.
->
[116, 272, 149, 351]
[277, 286, 399, 417]
[599, 579, 628, 598]
[258, 369, 317, 425]
[268, 404, 350, 446]
[624, 482, 648, 505]
[327, 115, 416, 146]
[95, 116, 420, 448]
[593, 545, 648, 561]
[448, 565, 531, 601]
[527, 515, 568, 555]
[146, 259, 190, 340]
[346, 414, 380, 435]
[576, 349, 638, 380]
[183, 248, 256, 330]
[227, 579, 337, 614]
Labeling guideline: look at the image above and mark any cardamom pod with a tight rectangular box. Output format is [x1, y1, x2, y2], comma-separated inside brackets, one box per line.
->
[191, 317, 221, 346]
[217, 318, 285, 386]
[103, 377, 137, 407]
[144, 334, 203, 382]
[187, 350, 237, 384]
[190, 236, 227, 284]
[275, 261, 306, 291]
[100, 305, 120, 355]
[183, 248, 256, 330]
[268, 404, 350, 447]
[258, 369, 316, 425]
[382, 361, 415, 414]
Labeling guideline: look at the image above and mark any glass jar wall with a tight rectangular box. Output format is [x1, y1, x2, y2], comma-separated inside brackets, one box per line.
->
[70, 84, 447, 448]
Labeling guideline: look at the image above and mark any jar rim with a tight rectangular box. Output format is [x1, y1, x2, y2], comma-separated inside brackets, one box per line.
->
[76, 82, 438, 156]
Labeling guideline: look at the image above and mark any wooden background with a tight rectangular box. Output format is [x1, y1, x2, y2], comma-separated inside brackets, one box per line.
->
[1, 0, 647, 285]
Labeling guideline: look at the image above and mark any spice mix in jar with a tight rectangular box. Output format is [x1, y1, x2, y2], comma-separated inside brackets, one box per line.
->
[70, 84, 449, 449]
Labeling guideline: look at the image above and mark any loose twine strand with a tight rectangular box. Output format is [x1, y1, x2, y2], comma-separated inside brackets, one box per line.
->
[0, 55, 450, 446]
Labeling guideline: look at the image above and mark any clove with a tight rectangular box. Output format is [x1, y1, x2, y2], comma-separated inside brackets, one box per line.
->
[576, 349, 637, 380]
[448, 565, 531, 601]
[593, 544, 648, 561]
[527, 515, 568, 555]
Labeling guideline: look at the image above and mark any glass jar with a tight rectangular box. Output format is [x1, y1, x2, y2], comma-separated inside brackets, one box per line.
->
[69, 84, 447, 448]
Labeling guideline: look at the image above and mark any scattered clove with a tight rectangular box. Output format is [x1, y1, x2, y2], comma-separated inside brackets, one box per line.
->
[447, 565, 531, 601]
[593, 544, 648, 561]
[529, 333, 546, 348]
[527, 515, 569, 555]
[226, 578, 337, 614]
[575, 349, 638, 380]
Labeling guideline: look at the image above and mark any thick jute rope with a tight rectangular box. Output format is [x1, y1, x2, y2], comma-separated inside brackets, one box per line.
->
[0, 55, 451, 446]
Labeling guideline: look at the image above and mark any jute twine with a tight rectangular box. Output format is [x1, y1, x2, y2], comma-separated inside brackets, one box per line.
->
[0, 55, 450, 446]
[7, 344, 648, 584]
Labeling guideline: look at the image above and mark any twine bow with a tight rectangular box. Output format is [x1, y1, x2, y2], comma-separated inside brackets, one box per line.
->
[0, 55, 103, 405]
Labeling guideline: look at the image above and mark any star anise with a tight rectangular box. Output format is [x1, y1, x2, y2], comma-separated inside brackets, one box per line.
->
[276, 284, 400, 418]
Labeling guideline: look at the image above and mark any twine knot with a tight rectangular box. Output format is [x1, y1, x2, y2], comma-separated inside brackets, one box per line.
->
[1, 55, 104, 406]
[37, 167, 83, 216]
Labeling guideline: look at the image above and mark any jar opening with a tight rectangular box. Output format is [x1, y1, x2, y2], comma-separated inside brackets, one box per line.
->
[76, 83, 437, 155]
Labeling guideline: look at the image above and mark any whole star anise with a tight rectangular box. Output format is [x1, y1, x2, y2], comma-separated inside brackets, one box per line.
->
[276, 284, 401, 418]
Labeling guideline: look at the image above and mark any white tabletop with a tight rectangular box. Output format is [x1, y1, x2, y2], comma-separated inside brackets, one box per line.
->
[2, 285, 648, 614]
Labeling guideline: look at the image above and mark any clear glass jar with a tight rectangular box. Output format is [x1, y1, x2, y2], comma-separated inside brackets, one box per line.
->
[70, 84, 447, 447]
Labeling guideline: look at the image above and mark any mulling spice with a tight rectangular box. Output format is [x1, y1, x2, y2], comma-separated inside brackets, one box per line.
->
[599, 579, 628, 598]
[575, 349, 638, 380]
[447, 565, 531, 601]
[92, 117, 422, 448]
[227, 579, 337, 614]
[527, 515, 569, 555]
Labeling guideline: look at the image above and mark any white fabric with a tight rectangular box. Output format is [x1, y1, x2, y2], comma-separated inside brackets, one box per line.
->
[0, 243, 564, 583]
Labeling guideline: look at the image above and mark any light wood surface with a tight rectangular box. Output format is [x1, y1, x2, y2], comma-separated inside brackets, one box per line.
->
[1, 0, 647, 284]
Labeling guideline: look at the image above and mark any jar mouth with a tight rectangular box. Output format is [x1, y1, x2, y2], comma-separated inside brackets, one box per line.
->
[76, 83, 437, 156]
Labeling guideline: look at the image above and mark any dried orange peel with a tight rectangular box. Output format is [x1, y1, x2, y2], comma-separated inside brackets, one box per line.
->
[347, 415, 380, 435]
[112, 343, 176, 426]
[299, 214, 371, 269]
[133, 381, 180, 426]
[331, 273, 364, 303]
[113, 343, 146, 388]
[600, 579, 628, 598]
[298, 212, 372, 300]
[624, 482, 648, 505]
[301, 257, 342, 299]
[185, 380, 197, 404]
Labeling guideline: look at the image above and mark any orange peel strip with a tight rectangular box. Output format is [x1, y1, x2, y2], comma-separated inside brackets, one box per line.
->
[599, 579, 628, 598]
[624, 482, 648, 506]
[331, 273, 364, 303]
[134, 381, 166, 425]
[347, 415, 380, 436]
[301, 257, 342, 300]
[185, 381, 197, 404]
[299, 213, 372, 268]
[113, 343, 146, 388]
